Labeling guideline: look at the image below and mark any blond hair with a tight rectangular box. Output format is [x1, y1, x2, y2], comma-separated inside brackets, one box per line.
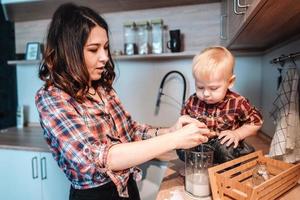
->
[192, 46, 235, 80]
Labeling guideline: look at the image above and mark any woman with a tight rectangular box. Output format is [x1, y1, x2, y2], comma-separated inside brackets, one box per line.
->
[35, 3, 212, 200]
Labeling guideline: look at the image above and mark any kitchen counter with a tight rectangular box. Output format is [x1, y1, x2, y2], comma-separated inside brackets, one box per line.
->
[2, 127, 299, 199]
[0, 126, 49, 152]
[156, 150, 300, 200]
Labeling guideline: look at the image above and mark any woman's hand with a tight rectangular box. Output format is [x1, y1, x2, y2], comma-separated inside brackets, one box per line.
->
[218, 130, 241, 148]
[170, 115, 205, 132]
[172, 122, 211, 149]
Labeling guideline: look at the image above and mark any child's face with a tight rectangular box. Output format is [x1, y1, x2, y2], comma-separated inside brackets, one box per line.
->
[195, 71, 235, 104]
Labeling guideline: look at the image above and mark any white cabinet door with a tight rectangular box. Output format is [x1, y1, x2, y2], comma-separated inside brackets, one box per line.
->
[40, 152, 70, 200]
[0, 149, 70, 200]
[0, 149, 42, 200]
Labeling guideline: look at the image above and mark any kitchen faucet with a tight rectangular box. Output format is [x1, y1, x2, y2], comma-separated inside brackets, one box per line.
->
[155, 70, 187, 115]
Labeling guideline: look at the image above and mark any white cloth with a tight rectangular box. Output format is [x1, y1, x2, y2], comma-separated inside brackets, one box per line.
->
[269, 66, 300, 163]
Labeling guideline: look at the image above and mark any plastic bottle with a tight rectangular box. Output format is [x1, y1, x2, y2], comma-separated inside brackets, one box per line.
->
[16, 105, 24, 128]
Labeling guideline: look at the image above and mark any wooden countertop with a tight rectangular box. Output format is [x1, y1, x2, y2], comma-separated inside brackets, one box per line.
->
[156, 150, 300, 200]
[1, 127, 299, 199]
[0, 126, 49, 152]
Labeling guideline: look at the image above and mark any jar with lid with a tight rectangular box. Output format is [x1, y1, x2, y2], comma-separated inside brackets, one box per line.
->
[136, 21, 151, 55]
[123, 21, 137, 55]
[151, 19, 164, 54]
[252, 161, 270, 186]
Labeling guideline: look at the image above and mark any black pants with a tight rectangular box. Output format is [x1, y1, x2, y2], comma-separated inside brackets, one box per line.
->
[69, 175, 140, 200]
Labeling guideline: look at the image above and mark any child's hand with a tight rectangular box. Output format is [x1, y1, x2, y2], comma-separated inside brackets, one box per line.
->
[218, 130, 241, 148]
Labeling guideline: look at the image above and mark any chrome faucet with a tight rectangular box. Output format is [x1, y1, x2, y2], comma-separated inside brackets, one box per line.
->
[155, 70, 187, 115]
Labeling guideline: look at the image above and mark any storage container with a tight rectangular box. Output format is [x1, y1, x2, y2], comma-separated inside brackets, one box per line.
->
[208, 151, 300, 200]
[151, 19, 163, 54]
[123, 21, 137, 55]
[136, 21, 150, 54]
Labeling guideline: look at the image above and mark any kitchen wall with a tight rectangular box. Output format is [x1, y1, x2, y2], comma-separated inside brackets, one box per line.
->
[17, 56, 262, 127]
[14, 3, 264, 129]
[14, 3, 221, 54]
[15, 3, 222, 125]
[260, 39, 300, 137]
[16, 2, 300, 138]
[113, 57, 262, 127]
[19, 36, 300, 137]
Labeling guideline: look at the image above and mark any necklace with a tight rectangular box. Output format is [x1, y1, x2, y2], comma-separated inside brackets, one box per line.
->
[88, 88, 97, 96]
[99, 94, 105, 106]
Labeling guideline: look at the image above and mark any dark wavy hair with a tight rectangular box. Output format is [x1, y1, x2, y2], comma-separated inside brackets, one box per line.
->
[39, 3, 115, 102]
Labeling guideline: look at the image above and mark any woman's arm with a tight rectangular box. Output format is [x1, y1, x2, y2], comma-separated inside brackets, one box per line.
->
[148, 115, 205, 137]
[107, 122, 211, 171]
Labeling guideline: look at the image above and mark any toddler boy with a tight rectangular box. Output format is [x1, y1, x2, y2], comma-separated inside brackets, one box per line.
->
[181, 46, 263, 163]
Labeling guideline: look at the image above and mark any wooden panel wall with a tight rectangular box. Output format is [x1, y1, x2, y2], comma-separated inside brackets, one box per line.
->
[15, 19, 50, 54]
[15, 3, 221, 54]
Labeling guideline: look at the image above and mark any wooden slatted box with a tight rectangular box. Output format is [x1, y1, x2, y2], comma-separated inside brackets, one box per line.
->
[208, 151, 300, 200]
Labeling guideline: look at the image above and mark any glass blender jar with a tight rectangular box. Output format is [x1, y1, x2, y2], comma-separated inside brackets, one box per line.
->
[185, 144, 214, 198]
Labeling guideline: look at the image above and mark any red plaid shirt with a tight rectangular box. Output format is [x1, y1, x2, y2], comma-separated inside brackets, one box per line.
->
[181, 90, 263, 132]
[35, 85, 150, 197]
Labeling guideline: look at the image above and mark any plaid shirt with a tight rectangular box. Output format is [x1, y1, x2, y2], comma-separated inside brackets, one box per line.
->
[181, 90, 263, 132]
[35, 85, 150, 197]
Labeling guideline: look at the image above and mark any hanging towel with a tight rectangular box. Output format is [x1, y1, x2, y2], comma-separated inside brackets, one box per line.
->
[269, 66, 300, 163]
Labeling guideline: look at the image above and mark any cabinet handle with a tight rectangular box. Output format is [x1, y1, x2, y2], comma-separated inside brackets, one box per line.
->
[41, 157, 47, 180]
[31, 156, 38, 179]
[237, 0, 250, 8]
[220, 14, 227, 40]
[233, 0, 247, 15]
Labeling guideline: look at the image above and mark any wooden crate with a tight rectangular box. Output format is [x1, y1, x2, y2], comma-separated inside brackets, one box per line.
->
[208, 151, 300, 200]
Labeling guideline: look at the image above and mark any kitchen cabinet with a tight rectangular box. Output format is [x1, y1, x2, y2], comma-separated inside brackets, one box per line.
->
[40, 153, 70, 200]
[222, 0, 300, 51]
[221, 0, 265, 47]
[0, 149, 41, 200]
[224, 0, 256, 43]
[0, 149, 70, 200]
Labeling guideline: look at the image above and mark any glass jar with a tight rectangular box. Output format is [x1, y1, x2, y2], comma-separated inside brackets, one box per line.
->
[151, 19, 163, 54]
[136, 21, 150, 55]
[185, 144, 214, 198]
[252, 161, 270, 186]
[123, 21, 137, 55]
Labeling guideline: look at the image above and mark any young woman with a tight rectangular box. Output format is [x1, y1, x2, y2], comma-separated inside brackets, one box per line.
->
[36, 3, 212, 200]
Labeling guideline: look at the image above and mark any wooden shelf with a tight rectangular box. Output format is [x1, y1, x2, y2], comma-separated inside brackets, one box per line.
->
[113, 51, 196, 60]
[7, 59, 41, 65]
[7, 51, 197, 65]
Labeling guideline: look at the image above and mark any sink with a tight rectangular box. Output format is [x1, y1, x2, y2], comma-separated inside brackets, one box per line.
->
[137, 160, 168, 200]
